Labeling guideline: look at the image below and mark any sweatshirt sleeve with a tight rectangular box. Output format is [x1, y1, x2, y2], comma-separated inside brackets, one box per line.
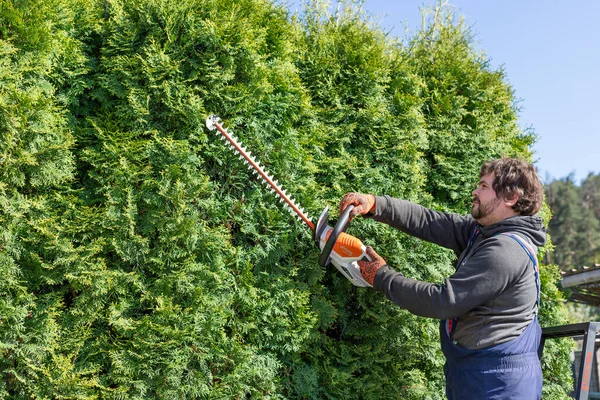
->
[372, 235, 530, 319]
[369, 195, 475, 254]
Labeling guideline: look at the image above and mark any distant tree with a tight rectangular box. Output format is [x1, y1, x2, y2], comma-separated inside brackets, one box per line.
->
[546, 174, 600, 268]
[581, 173, 600, 222]
[580, 173, 600, 264]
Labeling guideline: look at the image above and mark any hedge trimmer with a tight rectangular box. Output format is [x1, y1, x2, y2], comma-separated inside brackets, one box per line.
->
[206, 115, 372, 287]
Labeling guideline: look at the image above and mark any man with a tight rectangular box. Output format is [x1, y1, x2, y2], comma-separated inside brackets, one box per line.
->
[339, 157, 545, 400]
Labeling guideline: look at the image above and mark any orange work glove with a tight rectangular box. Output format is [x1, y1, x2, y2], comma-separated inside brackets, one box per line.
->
[357, 246, 387, 286]
[339, 193, 376, 220]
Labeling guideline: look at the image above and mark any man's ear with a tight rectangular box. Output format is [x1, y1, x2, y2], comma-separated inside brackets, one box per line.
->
[503, 194, 520, 207]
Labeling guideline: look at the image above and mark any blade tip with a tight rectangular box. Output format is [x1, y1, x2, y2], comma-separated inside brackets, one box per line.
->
[205, 114, 218, 131]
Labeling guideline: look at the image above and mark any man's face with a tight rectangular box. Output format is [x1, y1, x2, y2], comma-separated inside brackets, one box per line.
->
[471, 173, 501, 223]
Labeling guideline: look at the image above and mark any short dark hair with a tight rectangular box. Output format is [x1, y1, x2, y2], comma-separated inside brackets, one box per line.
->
[480, 158, 544, 216]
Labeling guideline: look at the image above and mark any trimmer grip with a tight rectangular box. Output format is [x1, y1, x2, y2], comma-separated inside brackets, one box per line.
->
[319, 204, 353, 267]
[315, 204, 373, 287]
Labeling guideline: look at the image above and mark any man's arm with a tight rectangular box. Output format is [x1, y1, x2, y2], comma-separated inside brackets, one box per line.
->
[370, 195, 475, 254]
[372, 235, 530, 319]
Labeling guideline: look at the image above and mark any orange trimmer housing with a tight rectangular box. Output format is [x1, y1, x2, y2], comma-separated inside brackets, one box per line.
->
[314, 205, 372, 287]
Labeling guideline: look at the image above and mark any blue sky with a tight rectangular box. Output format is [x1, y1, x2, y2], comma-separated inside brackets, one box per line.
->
[356, 0, 600, 184]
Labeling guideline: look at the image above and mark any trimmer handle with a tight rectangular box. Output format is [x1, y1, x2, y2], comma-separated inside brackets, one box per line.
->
[318, 205, 353, 267]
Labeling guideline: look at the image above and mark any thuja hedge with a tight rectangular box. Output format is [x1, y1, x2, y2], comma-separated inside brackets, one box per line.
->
[0, 0, 572, 398]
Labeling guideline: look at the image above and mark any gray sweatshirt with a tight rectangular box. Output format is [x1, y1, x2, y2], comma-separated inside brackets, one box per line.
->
[369, 195, 547, 350]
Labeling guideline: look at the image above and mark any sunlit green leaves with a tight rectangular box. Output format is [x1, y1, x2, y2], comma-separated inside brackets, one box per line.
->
[0, 0, 570, 398]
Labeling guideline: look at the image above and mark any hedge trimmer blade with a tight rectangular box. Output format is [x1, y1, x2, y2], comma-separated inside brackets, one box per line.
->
[206, 115, 314, 230]
[207, 114, 372, 288]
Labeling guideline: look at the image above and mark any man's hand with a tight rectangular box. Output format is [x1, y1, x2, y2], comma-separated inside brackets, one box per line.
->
[339, 193, 376, 220]
[357, 246, 386, 286]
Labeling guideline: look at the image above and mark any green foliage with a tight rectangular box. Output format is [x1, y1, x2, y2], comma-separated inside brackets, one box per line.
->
[538, 258, 573, 398]
[407, 8, 533, 210]
[581, 174, 600, 221]
[546, 174, 600, 268]
[0, 0, 571, 398]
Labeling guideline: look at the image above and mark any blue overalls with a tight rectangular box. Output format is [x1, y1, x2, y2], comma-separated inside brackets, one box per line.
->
[440, 231, 542, 400]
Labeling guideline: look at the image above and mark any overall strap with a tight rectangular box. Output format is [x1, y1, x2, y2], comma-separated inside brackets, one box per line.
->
[467, 227, 479, 247]
[498, 233, 541, 306]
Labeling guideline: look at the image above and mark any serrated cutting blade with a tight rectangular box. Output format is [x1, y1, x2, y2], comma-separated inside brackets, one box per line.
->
[206, 115, 314, 230]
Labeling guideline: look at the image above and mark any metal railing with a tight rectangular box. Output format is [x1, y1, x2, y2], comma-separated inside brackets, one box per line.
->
[542, 322, 600, 400]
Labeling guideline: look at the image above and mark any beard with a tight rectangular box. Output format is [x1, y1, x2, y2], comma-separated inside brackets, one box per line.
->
[471, 197, 501, 221]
